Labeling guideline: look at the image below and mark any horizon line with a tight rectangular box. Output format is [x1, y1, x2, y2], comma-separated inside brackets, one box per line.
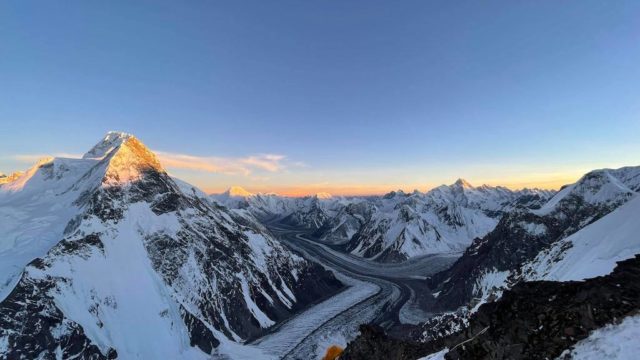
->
[200, 177, 574, 198]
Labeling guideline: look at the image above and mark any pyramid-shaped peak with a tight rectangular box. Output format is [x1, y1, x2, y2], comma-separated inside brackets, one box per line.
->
[225, 186, 254, 197]
[454, 178, 474, 189]
[96, 133, 164, 186]
[83, 131, 136, 159]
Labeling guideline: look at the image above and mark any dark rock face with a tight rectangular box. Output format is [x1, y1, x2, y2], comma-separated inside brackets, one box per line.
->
[342, 255, 640, 360]
[414, 309, 471, 344]
[339, 325, 435, 360]
[180, 307, 220, 353]
[444, 255, 640, 360]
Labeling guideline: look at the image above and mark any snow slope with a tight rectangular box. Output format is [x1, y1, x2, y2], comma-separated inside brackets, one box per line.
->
[0, 156, 101, 300]
[559, 315, 640, 360]
[522, 194, 640, 282]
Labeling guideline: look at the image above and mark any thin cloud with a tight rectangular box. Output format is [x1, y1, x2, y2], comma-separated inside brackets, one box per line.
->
[155, 151, 291, 176]
[8, 151, 298, 178]
[241, 154, 285, 172]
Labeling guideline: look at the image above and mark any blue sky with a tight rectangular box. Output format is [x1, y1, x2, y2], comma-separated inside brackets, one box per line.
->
[1, 1, 639, 195]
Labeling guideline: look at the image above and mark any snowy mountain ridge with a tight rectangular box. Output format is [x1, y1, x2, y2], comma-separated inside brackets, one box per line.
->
[427, 164, 640, 313]
[0, 132, 343, 359]
[214, 179, 554, 262]
[535, 166, 640, 215]
[521, 192, 640, 282]
[350, 182, 554, 261]
[211, 188, 349, 230]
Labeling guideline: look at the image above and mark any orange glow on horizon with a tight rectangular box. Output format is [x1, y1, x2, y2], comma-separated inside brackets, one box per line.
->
[201, 173, 582, 197]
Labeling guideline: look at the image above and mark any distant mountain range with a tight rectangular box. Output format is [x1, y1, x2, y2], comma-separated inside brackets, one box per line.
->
[341, 165, 640, 360]
[426, 164, 640, 312]
[2, 132, 639, 360]
[212, 180, 555, 262]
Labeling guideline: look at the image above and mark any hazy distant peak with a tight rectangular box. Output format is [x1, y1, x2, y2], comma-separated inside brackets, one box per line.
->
[454, 178, 474, 189]
[225, 186, 254, 197]
[315, 192, 332, 199]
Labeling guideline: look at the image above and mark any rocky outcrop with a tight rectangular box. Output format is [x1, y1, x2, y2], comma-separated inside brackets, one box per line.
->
[339, 324, 435, 360]
[444, 254, 640, 359]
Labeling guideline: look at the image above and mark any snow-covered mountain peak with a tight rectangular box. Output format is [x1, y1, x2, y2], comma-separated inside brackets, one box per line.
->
[100, 135, 165, 186]
[454, 178, 474, 189]
[0, 133, 164, 193]
[536, 165, 640, 215]
[383, 190, 406, 199]
[315, 192, 333, 199]
[83, 131, 135, 160]
[225, 186, 255, 197]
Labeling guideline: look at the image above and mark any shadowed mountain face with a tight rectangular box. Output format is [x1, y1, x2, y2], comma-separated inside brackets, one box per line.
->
[0, 132, 343, 359]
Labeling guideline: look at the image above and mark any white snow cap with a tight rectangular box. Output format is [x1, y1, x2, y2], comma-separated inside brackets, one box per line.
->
[225, 186, 255, 197]
[83, 131, 135, 159]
